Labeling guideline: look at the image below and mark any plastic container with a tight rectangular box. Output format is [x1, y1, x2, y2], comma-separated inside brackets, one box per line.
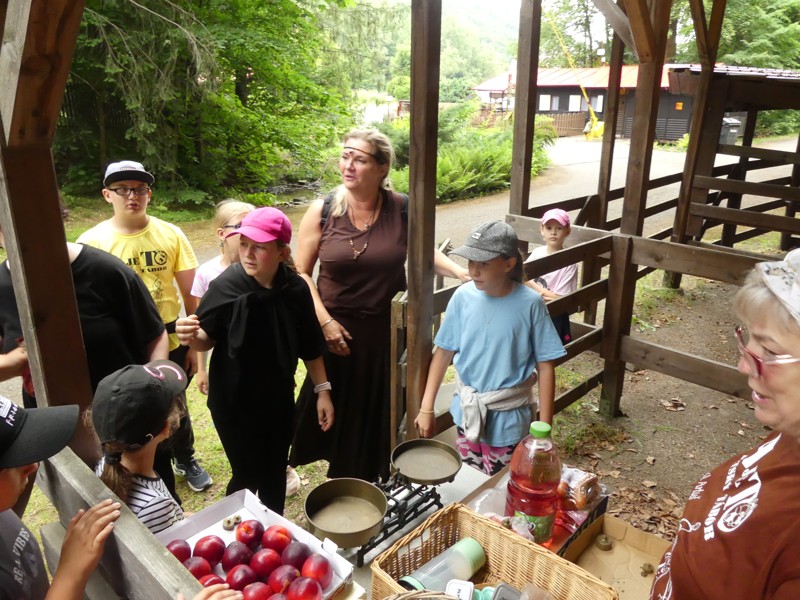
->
[397, 537, 486, 591]
[505, 421, 562, 543]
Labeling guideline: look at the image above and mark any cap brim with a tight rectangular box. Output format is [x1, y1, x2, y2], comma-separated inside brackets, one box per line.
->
[104, 170, 155, 187]
[0, 404, 78, 469]
[450, 245, 501, 262]
[227, 225, 280, 244]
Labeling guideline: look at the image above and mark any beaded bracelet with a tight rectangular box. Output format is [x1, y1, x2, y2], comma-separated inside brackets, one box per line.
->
[314, 381, 332, 394]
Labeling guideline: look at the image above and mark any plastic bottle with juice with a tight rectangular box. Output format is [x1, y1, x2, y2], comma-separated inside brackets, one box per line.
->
[505, 421, 562, 543]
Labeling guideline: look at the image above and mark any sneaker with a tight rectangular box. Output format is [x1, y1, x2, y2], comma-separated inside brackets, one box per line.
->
[174, 458, 212, 492]
[286, 466, 301, 497]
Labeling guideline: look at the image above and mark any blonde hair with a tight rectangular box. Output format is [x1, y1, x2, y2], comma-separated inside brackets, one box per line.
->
[85, 397, 184, 503]
[214, 199, 255, 230]
[735, 268, 800, 334]
[329, 129, 395, 220]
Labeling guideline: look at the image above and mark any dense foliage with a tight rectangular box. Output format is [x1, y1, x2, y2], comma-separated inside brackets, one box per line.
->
[377, 104, 557, 202]
[57, 0, 352, 202]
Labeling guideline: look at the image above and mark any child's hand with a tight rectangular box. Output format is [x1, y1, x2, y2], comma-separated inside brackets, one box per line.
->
[414, 411, 436, 438]
[195, 370, 209, 395]
[54, 499, 120, 582]
[176, 315, 201, 345]
[316, 391, 334, 432]
[176, 583, 242, 600]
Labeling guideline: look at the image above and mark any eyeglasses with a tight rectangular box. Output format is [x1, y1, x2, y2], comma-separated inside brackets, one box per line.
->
[109, 186, 150, 197]
[221, 223, 242, 230]
[734, 326, 800, 379]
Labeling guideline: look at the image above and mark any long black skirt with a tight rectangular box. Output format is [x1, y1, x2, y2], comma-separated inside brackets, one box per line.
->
[290, 312, 392, 482]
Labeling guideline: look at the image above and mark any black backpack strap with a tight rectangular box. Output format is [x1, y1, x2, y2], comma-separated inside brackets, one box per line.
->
[320, 192, 334, 228]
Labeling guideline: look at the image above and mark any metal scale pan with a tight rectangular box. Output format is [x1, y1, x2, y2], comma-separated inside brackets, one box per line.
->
[390, 438, 463, 485]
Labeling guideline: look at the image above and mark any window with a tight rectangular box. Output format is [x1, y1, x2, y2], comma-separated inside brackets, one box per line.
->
[591, 94, 604, 113]
[539, 94, 551, 111]
[568, 95, 581, 112]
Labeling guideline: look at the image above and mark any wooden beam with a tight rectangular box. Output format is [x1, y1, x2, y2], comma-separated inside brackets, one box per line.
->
[630, 236, 760, 285]
[591, 0, 638, 59]
[694, 175, 800, 202]
[405, 0, 441, 440]
[620, 337, 749, 399]
[706, 0, 728, 63]
[716, 143, 800, 166]
[596, 28, 625, 226]
[688, 0, 709, 64]
[622, 0, 655, 62]
[619, 0, 673, 236]
[781, 133, 800, 250]
[0, 146, 97, 463]
[0, 0, 85, 146]
[727, 79, 800, 111]
[38, 449, 202, 599]
[690, 203, 800, 235]
[509, 0, 542, 218]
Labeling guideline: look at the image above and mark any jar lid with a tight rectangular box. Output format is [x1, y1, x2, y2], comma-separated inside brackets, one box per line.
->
[529, 421, 552, 438]
[453, 537, 486, 572]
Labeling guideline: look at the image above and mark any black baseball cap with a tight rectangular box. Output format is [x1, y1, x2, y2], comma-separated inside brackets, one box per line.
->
[92, 360, 187, 448]
[0, 396, 78, 469]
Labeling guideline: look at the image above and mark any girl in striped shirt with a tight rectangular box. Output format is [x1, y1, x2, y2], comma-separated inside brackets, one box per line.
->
[89, 360, 188, 534]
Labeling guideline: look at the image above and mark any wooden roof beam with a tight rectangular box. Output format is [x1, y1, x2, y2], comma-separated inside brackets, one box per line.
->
[0, 1, 96, 464]
[622, 0, 656, 63]
[591, 0, 639, 61]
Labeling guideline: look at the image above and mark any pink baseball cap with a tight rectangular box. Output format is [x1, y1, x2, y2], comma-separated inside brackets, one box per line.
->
[226, 207, 292, 244]
[541, 208, 570, 227]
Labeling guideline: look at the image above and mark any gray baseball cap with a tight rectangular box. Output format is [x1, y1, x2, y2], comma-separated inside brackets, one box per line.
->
[450, 221, 519, 262]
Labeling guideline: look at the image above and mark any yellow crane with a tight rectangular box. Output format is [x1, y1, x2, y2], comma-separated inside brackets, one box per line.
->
[544, 11, 604, 140]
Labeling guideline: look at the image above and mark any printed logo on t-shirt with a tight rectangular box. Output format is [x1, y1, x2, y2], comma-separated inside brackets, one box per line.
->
[126, 250, 169, 273]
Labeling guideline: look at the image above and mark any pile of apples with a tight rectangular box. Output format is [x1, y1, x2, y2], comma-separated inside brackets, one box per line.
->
[166, 520, 334, 600]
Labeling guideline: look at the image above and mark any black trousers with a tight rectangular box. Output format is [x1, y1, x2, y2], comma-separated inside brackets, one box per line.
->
[168, 344, 196, 464]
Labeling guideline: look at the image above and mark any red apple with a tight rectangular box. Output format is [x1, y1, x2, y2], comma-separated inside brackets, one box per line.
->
[236, 519, 266, 550]
[243, 581, 273, 600]
[199, 574, 226, 588]
[301, 554, 333, 590]
[193, 534, 226, 567]
[166, 539, 191, 563]
[287, 576, 323, 600]
[250, 548, 283, 581]
[183, 556, 212, 580]
[222, 540, 254, 572]
[281, 542, 312, 571]
[261, 524, 293, 554]
[270, 595, 288, 600]
[227, 564, 259, 591]
[268, 564, 300, 594]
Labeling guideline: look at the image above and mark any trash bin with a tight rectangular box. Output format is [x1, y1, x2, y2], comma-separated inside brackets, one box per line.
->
[719, 117, 741, 144]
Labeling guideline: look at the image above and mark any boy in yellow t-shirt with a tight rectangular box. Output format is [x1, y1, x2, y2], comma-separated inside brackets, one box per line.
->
[78, 160, 211, 493]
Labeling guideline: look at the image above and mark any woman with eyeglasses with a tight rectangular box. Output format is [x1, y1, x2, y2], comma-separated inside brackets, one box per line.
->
[289, 129, 470, 482]
[650, 248, 800, 600]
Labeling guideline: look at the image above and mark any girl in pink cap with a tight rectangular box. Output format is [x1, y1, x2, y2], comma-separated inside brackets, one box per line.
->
[176, 207, 333, 514]
[524, 208, 578, 344]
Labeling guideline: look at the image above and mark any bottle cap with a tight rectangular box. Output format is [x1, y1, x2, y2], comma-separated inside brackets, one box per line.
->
[529, 421, 552, 438]
[398, 576, 425, 590]
[453, 537, 486, 573]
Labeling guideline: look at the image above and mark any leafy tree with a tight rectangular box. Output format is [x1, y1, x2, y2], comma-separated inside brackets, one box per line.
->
[57, 0, 352, 200]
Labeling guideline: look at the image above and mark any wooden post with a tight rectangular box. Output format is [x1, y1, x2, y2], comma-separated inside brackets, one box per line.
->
[405, 0, 441, 441]
[509, 0, 542, 219]
[780, 132, 800, 251]
[618, 0, 673, 236]
[600, 236, 635, 417]
[720, 108, 758, 247]
[0, 0, 96, 464]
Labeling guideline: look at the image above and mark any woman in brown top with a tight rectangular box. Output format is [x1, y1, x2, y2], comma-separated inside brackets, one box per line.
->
[290, 129, 469, 481]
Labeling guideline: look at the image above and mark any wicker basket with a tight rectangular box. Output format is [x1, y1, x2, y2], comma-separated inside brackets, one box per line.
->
[371, 503, 617, 600]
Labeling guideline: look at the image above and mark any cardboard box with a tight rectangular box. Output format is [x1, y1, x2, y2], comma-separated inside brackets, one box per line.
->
[156, 490, 353, 598]
[563, 515, 670, 600]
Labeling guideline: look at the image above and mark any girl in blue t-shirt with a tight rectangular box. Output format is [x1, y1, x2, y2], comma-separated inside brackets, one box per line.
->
[415, 221, 566, 475]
